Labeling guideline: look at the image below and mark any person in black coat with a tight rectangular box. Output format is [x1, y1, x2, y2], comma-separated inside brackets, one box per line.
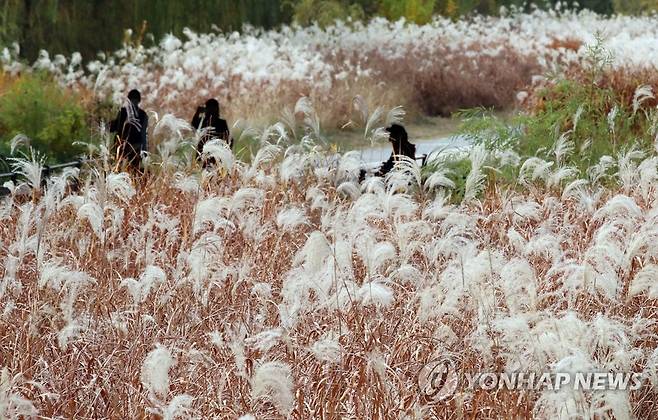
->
[375, 124, 416, 177]
[192, 98, 231, 167]
[109, 89, 148, 172]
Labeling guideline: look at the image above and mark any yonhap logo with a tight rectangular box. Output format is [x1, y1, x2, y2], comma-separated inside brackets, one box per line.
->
[417, 358, 646, 401]
[417, 357, 460, 402]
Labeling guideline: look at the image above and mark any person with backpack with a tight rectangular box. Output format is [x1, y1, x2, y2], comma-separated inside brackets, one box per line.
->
[109, 89, 148, 172]
[191, 98, 231, 167]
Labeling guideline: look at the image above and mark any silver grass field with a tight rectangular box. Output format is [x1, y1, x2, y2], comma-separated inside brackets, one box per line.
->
[2, 100, 658, 418]
[3, 9, 658, 420]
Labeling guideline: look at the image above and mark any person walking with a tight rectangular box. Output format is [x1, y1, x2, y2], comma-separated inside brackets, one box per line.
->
[191, 98, 231, 167]
[109, 89, 148, 172]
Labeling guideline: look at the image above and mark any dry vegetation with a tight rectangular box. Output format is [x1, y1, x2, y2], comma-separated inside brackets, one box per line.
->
[3, 8, 658, 420]
[2, 120, 658, 418]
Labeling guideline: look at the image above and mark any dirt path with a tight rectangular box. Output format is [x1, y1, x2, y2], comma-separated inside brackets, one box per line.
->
[359, 135, 470, 164]
[325, 115, 462, 151]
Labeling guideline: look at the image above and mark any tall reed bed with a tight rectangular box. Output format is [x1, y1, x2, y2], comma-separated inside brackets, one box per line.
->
[2, 106, 658, 417]
[4, 9, 658, 126]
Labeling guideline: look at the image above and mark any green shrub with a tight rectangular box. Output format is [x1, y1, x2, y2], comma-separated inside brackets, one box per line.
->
[458, 39, 655, 176]
[0, 73, 89, 163]
[379, 0, 436, 23]
[612, 0, 658, 14]
[289, 0, 367, 26]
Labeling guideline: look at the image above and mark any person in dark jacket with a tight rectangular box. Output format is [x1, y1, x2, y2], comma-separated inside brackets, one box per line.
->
[375, 124, 416, 177]
[192, 98, 231, 166]
[109, 89, 148, 172]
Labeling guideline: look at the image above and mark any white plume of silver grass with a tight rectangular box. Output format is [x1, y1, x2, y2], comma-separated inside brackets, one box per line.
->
[259, 122, 289, 145]
[58, 318, 88, 350]
[105, 172, 136, 203]
[336, 151, 363, 183]
[193, 196, 233, 234]
[152, 113, 193, 140]
[9, 153, 43, 191]
[306, 187, 329, 212]
[244, 329, 283, 353]
[2, 204, 36, 295]
[280, 152, 308, 183]
[201, 139, 235, 172]
[246, 143, 282, 180]
[44, 167, 79, 209]
[279, 107, 297, 140]
[310, 332, 342, 363]
[519, 156, 555, 185]
[633, 84, 654, 116]
[250, 361, 294, 416]
[0, 367, 39, 419]
[589, 391, 633, 420]
[149, 394, 194, 420]
[360, 175, 385, 195]
[141, 345, 175, 399]
[294, 96, 321, 140]
[616, 146, 645, 193]
[464, 143, 488, 202]
[276, 207, 308, 230]
[638, 157, 658, 200]
[230, 187, 265, 215]
[59, 271, 95, 322]
[424, 163, 455, 191]
[361, 241, 396, 275]
[511, 206, 541, 229]
[579, 137, 592, 154]
[384, 156, 421, 194]
[552, 132, 575, 164]
[9, 134, 30, 155]
[384, 106, 405, 127]
[562, 179, 589, 201]
[381, 190, 418, 220]
[1, 180, 16, 201]
[607, 105, 619, 135]
[172, 172, 200, 193]
[573, 105, 585, 133]
[364, 106, 385, 144]
[337, 181, 361, 200]
[39, 260, 75, 291]
[588, 155, 616, 184]
[370, 126, 390, 144]
[357, 279, 395, 308]
[592, 194, 642, 221]
[423, 191, 454, 220]
[572, 186, 603, 214]
[500, 258, 537, 311]
[77, 202, 104, 240]
[122, 98, 142, 132]
[352, 95, 369, 126]
[185, 233, 225, 296]
[121, 265, 167, 304]
[0, 197, 14, 221]
[293, 230, 332, 273]
[392, 220, 431, 262]
[547, 165, 578, 188]
[629, 264, 658, 298]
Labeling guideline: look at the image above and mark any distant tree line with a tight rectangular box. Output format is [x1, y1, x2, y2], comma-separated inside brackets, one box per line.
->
[1, 0, 656, 61]
[289, 0, 652, 25]
[0, 0, 291, 61]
